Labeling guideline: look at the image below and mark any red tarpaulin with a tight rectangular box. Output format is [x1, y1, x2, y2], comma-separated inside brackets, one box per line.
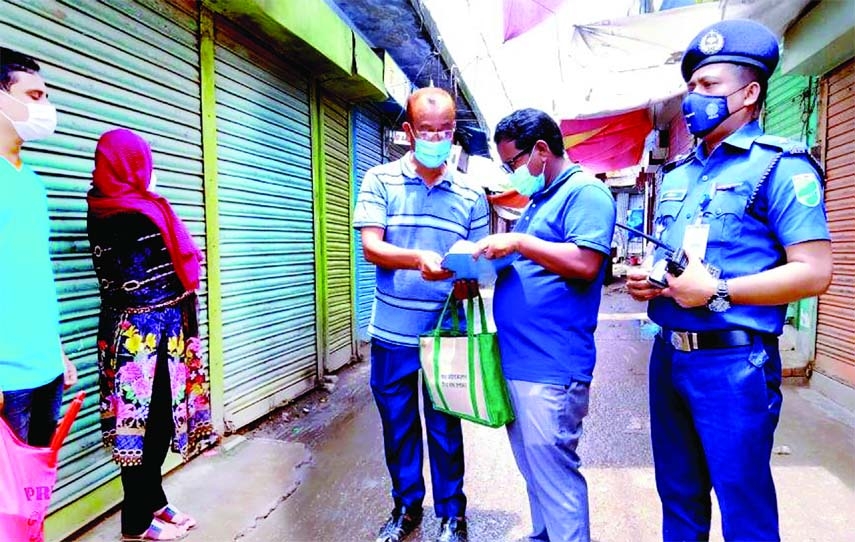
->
[503, 0, 567, 42]
[560, 109, 653, 174]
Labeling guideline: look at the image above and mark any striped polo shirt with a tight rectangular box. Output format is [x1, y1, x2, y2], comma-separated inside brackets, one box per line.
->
[353, 153, 489, 347]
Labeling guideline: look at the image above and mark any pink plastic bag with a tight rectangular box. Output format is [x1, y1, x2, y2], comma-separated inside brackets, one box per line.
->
[0, 391, 85, 542]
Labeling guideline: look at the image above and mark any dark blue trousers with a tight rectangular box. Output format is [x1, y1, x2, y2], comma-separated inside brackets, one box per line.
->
[649, 333, 782, 542]
[370, 339, 466, 518]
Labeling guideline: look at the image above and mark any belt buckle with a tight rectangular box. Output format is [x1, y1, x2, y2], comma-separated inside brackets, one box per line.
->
[670, 331, 693, 352]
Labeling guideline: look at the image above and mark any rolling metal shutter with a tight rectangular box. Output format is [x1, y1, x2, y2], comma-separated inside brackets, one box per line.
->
[352, 106, 383, 343]
[764, 71, 815, 142]
[214, 19, 317, 429]
[321, 95, 355, 371]
[387, 138, 408, 162]
[1, 0, 205, 514]
[815, 59, 855, 387]
[763, 71, 818, 328]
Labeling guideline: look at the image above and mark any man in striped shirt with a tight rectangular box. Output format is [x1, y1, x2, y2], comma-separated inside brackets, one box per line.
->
[354, 87, 489, 542]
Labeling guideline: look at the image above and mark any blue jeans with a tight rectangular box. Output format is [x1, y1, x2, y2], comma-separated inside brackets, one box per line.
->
[370, 339, 466, 518]
[649, 334, 782, 542]
[506, 379, 591, 542]
[2, 374, 64, 447]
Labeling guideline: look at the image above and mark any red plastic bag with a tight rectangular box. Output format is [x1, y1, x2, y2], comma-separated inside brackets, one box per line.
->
[0, 391, 85, 542]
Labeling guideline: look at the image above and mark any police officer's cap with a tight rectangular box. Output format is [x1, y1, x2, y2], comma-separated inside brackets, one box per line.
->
[681, 19, 779, 82]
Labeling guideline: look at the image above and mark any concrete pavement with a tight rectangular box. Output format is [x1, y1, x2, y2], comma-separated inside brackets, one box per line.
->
[72, 283, 855, 542]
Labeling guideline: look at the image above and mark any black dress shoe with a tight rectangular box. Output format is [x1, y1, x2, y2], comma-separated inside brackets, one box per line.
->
[375, 505, 422, 542]
[437, 517, 468, 542]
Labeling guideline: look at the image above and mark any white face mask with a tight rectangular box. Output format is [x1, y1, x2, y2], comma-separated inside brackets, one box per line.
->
[148, 171, 158, 192]
[0, 91, 58, 141]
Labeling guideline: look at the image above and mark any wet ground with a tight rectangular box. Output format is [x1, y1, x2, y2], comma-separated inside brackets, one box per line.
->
[238, 282, 855, 542]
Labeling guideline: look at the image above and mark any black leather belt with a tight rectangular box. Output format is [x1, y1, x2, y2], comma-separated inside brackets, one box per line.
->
[658, 328, 754, 352]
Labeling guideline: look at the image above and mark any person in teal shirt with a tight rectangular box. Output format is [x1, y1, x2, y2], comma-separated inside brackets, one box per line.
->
[0, 47, 76, 446]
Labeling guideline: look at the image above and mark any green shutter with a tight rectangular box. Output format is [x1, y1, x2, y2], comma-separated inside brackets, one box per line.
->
[1, 0, 205, 521]
[764, 70, 816, 144]
[764, 69, 820, 328]
[321, 95, 355, 371]
[213, 19, 317, 430]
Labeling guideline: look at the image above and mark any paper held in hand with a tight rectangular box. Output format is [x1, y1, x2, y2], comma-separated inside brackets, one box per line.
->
[441, 240, 518, 281]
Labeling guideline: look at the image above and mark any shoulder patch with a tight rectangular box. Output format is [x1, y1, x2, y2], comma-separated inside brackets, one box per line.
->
[662, 153, 693, 173]
[791, 173, 822, 207]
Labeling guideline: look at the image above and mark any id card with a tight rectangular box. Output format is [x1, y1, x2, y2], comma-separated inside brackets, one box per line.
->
[682, 222, 710, 260]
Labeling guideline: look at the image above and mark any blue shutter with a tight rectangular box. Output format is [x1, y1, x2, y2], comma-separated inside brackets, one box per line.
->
[351, 106, 383, 342]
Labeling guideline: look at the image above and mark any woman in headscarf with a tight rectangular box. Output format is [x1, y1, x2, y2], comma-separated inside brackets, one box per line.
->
[87, 128, 216, 541]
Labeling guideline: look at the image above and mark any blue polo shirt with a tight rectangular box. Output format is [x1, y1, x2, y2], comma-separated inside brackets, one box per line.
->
[648, 121, 830, 335]
[353, 153, 489, 348]
[493, 165, 616, 385]
[0, 158, 64, 392]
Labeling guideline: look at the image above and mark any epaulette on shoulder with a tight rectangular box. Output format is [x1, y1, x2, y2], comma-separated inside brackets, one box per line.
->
[755, 134, 808, 153]
[662, 153, 693, 173]
[755, 135, 824, 177]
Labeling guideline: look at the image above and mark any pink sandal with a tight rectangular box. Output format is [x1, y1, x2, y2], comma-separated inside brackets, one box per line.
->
[155, 504, 198, 530]
[122, 517, 188, 541]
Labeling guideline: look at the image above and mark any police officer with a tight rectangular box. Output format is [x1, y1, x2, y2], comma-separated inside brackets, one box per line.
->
[627, 19, 833, 542]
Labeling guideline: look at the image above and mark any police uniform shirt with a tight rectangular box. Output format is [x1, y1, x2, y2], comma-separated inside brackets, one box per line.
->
[648, 120, 830, 335]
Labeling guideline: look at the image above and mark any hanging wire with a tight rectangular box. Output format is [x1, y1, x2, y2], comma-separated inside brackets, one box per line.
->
[800, 75, 819, 144]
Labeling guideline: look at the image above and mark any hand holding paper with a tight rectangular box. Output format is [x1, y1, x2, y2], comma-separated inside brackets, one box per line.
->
[419, 250, 454, 281]
[441, 239, 519, 281]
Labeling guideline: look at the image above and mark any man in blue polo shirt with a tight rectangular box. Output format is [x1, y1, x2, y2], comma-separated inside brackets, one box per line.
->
[0, 48, 76, 446]
[476, 108, 616, 542]
[354, 87, 489, 542]
[628, 20, 832, 541]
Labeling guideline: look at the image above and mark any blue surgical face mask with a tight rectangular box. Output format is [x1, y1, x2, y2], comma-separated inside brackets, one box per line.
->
[413, 138, 452, 169]
[681, 84, 749, 137]
[509, 151, 546, 197]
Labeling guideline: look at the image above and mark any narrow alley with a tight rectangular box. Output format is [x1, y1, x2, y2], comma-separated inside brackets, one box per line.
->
[75, 283, 855, 542]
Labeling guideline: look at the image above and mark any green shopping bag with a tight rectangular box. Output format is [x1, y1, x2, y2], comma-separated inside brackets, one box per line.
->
[419, 291, 514, 428]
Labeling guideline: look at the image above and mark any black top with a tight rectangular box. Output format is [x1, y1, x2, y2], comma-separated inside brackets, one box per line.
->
[88, 212, 184, 309]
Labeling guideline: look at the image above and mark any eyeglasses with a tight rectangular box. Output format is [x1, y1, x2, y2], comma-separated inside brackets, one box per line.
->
[501, 148, 531, 174]
[413, 129, 455, 142]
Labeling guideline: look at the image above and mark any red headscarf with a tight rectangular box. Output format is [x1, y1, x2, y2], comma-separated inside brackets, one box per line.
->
[87, 128, 201, 291]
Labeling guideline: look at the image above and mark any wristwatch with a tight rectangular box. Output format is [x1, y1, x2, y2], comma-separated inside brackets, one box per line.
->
[706, 279, 731, 313]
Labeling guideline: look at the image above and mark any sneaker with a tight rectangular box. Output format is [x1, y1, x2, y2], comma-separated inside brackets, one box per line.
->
[437, 517, 468, 542]
[375, 505, 422, 542]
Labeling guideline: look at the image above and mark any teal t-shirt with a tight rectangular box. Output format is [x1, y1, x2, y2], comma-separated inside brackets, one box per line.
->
[0, 157, 64, 391]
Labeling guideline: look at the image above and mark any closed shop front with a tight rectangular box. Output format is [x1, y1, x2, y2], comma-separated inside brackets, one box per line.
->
[387, 137, 408, 162]
[1, 0, 206, 533]
[816, 59, 855, 388]
[214, 19, 318, 429]
[352, 106, 384, 343]
[320, 94, 355, 371]
[764, 70, 816, 142]
[763, 70, 819, 340]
